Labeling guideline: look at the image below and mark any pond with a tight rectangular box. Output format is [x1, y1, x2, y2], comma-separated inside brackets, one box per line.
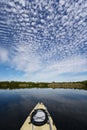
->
[0, 88, 87, 130]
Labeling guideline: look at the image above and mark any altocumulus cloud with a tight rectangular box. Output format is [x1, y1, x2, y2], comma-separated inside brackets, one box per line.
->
[0, 47, 9, 63]
[0, 0, 87, 81]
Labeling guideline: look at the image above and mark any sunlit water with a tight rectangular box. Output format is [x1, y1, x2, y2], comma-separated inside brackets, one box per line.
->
[0, 88, 87, 130]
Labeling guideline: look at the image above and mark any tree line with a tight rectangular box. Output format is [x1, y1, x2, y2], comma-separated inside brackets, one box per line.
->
[0, 80, 87, 90]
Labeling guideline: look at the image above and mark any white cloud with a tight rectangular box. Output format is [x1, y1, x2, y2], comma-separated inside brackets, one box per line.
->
[10, 43, 42, 73]
[59, 0, 65, 6]
[0, 0, 87, 81]
[0, 47, 9, 63]
[19, 0, 25, 7]
[15, 54, 87, 81]
[45, 57, 87, 74]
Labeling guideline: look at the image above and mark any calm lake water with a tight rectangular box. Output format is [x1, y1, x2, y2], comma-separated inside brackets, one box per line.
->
[0, 88, 87, 130]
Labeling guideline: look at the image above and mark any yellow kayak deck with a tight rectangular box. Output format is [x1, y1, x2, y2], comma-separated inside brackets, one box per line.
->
[20, 102, 57, 130]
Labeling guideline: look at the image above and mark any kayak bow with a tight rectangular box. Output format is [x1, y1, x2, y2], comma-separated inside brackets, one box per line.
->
[20, 102, 57, 130]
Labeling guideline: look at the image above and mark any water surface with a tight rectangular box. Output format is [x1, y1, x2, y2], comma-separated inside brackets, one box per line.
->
[0, 88, 87, 130]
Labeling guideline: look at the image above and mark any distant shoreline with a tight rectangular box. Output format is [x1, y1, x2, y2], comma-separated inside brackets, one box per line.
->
[0, 80, 87, 90]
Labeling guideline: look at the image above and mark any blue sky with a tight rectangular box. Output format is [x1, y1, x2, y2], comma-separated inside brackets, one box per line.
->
[0, 0, 87, 82]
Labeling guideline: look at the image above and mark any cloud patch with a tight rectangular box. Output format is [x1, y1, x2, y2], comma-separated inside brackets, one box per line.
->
[0, 46, 9, 63]
[0, 0, 87, 81]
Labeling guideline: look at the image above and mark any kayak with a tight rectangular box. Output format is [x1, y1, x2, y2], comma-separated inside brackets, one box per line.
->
[20, 102, 57, 130]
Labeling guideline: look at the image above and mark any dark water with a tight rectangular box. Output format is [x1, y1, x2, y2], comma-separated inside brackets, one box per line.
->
[0, 88, 87, 130]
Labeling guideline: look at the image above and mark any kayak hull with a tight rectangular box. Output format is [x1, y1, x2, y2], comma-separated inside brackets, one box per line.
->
[20, 102, 57, 130]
